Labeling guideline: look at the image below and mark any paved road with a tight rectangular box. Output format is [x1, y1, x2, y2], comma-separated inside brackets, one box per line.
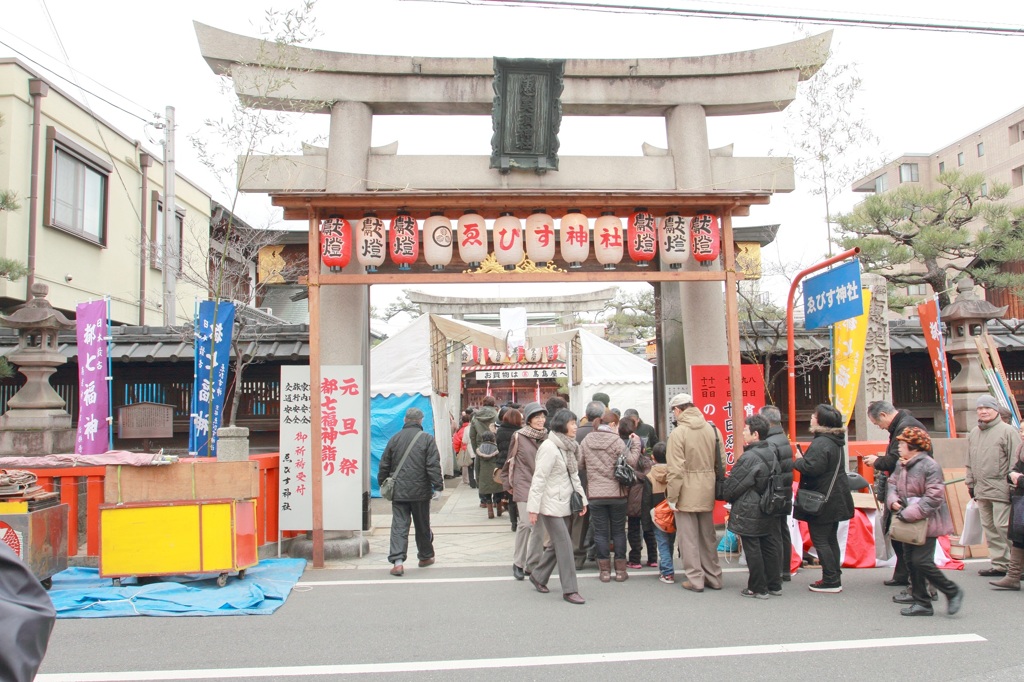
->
[33, 482, 1024, 681]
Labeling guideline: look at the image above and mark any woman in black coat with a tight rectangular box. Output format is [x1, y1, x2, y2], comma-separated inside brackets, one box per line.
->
[793, 403, 855, 593]
[495, 408, 522, 531]
[723, 415, 782, 599]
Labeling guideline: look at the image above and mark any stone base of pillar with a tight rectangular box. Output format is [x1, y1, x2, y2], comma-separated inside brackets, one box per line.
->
[287, 532, 370, 561]
[0, 426, 76, 456]
[215, 425, 251, 462]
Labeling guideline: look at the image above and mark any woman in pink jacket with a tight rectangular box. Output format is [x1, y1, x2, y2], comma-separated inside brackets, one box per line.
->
[887, 426, 964, 617]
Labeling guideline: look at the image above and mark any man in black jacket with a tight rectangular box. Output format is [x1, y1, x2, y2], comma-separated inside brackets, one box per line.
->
[0, 542, 55, 682]
[378, 408, 443, 577]
[863, 400, 928, 588]
[759, 405, 795, 582]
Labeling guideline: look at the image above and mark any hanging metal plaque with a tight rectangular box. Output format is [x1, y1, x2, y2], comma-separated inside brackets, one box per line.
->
[490, 58, 564, 174]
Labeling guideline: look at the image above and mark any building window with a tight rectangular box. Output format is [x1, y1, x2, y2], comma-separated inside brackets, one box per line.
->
[43, 127, 111, 245]
[1010, 121, 1024, 144]
[1013, 165, 1024, 189]
[958, 152, 965, 166]
[907, 284, 928, 296]
[873, 175, 888, 193]
[899, 163, 919, 183]
[151, 190, 185, 272]
[938, 161, 945, 174]
[981, 183, 988, 197]
[977, 142, 985, 157]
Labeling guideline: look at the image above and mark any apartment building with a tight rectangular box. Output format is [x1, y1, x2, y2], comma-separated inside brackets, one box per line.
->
[852, 106, 1024, 311]
[0, 59, 211, 325]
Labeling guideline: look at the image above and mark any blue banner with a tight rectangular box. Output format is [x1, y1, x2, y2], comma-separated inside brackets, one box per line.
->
[803, 260, 864, 330]
[189, 301, 235, 456]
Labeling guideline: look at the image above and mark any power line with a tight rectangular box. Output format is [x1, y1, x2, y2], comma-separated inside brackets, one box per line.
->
[426, 0, 1024, 36]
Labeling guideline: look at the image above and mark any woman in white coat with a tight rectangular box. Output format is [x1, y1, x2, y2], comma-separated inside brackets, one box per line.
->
[527, 409, 589, 605]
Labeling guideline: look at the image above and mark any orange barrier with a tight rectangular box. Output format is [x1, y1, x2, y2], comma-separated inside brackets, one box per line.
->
[23, 453, 284, 558]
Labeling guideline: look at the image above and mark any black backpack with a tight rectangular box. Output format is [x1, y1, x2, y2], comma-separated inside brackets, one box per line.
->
[759, 445, 793, 517]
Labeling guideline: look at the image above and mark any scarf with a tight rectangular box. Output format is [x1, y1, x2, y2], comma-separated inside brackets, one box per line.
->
[519, 424, 548, 442]
[551, 431, 580, 474]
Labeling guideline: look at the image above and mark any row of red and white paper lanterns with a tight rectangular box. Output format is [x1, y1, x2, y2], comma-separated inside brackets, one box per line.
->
[462, 344, 564, 365]
[319, 209, 721, 272]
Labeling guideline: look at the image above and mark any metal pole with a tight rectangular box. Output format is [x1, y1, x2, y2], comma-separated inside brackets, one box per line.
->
[786, 247, 860, 440]
[162, 106, 177, 325]
[26, 79, 49, 297]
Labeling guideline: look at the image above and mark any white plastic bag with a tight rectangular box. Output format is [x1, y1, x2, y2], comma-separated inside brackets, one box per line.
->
[960, 499, 983, 546]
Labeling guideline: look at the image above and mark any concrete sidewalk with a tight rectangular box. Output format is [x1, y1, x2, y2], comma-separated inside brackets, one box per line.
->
[320, 478, 517, 570]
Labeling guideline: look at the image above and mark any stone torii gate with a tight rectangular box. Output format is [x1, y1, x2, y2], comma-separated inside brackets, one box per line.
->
[196, 23, 830, 565]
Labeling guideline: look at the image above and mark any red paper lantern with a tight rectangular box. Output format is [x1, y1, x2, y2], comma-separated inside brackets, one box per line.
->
[691, 213, 720, 266]
[627, 207, 657, 267]
[389, 210, 419, 270]
[320, 217, 351, 271]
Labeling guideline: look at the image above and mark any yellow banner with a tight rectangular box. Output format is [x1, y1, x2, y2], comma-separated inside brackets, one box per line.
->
[829, 289, 872, 426]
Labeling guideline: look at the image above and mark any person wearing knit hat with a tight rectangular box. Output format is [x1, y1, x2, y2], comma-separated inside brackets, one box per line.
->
[966, 392, 1022, 578]
[887, 425, 963, 616]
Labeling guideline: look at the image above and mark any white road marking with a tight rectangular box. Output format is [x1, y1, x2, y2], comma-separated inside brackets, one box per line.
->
[36, 633, 986, 681]
[296, 566, 753, 585]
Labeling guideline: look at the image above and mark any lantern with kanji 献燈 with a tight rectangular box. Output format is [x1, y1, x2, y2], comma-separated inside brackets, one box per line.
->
[691, 213, 720, 266]
[457, 210, 488, 268]
[594, 212, 624, 270]
[559, 209, 589, 269]
[389, 210, 419, 270]
[356, 212, 386, 273]
[659, 212, 690, 269]
[525, 209, 555, 267]
[627, 207, 657, 267]
[423, 211, 453, 272]
[319, 217, 351, 271]
[493, 212, 523, 271]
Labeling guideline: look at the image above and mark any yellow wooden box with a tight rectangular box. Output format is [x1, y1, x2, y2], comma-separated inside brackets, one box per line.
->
[99, 499, 258, 586]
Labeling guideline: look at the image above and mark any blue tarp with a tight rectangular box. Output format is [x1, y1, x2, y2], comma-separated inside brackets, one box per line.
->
[48, 558, 306, 618]
[370, 393, 433, 497]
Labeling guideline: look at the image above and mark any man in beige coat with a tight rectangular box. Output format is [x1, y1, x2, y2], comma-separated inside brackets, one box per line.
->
[966, 394, 1022, 576]
[666, 393, 725, 593]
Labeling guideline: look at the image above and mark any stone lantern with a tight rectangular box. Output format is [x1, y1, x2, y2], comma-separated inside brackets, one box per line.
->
[941, 278, 1008, 434]
[0, 283, 77, 455]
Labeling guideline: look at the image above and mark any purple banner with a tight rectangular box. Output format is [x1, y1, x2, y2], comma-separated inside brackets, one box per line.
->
[75, 299, 110, 454]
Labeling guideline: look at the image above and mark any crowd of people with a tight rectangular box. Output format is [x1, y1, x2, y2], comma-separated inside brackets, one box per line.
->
[382, 389, 1024, 616]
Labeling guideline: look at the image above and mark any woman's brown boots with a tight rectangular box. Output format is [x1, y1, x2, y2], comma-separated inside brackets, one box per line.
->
[486, 503, 495, 519]
[614, 559, 629, 582]
[597, 559, 611, 582]
[990, 546, 1024, 590]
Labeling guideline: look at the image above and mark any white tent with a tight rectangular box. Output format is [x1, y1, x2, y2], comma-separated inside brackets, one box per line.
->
[567, 329, 655, 424]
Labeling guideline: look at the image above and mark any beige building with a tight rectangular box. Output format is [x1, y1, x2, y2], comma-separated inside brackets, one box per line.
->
[0, 59, 211, 325]
[852, 105, 1024, 302]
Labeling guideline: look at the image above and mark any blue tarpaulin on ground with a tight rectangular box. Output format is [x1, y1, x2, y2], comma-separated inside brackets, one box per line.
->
[370, 393, 433, 498]
[48, 558, 306, 618]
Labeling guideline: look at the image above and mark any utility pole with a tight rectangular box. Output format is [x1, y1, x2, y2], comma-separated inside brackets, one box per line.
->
[162, 105, 177, 325]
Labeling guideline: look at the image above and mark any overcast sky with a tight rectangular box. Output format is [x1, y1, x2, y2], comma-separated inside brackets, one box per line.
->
[4, 0, 1023, 329]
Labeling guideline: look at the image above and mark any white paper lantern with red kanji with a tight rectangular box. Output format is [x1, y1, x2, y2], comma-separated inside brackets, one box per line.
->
[659, 212, 690, 269]
[457, 210, 488, 268]
[627, 208, 657, 267]
[320, 217, 351, 271]
[389, 211, 419, 270]
[493, 212, 523, 270]
[594, 212, 624, 270]
[524, 347, 542, 363]
[423, 211, 453, 272]
[559, 209, 589, 269]
[691, 213, 721, 266]
[525, 209, 555, 267]
[356, 212, 386, 273]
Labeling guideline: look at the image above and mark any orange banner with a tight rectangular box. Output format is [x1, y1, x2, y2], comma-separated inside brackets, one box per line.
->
[917, 297, 957, 437]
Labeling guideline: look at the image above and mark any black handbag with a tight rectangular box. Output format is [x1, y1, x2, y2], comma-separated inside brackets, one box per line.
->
[614, 444, 638, 486]
[564, 451, 585, 514]
[711, 424, 726, 501]
[795, 446, 842, 515]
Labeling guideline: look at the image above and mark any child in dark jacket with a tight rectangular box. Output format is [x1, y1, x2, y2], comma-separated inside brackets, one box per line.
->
[648, 442, 675, 584]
